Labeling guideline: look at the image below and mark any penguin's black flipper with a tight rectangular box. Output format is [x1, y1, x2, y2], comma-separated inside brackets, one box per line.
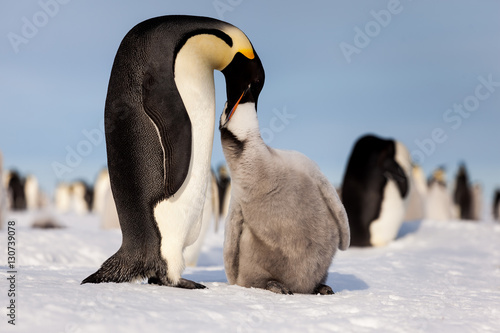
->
[383, 159, 409, 198]
[177, 278, 207, 289]
[142, 70, 192, 197]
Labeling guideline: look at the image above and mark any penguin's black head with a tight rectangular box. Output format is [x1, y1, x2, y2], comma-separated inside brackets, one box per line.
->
[220, 51, 265, 128]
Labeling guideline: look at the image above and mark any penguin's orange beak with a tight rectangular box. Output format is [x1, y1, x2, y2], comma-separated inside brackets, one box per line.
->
[222, 84, 251, 127]
[226, 89, 246, 122]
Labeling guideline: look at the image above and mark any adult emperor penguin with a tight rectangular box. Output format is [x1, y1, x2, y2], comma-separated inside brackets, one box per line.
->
[493, 189, 500, 222]
[24, 174, 40, 211]
[219, 90, 350, 295]
[426, 167, 453, 221]
[453, 164, 472, 220]
[341, 134, 412, 247]
[7, 170, 26, 211]
[82, 16, 264, 289]
[404, 165, 427, 222]
[92, 168, 110, 215]
[470, 183, 483, 221]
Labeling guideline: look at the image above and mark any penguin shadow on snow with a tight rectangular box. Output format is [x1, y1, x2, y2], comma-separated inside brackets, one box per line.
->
[395, 220, 423, 240]
[180, 269, 370, 292]
[325, 273, 369, 292]
[182, 268, 229, 284]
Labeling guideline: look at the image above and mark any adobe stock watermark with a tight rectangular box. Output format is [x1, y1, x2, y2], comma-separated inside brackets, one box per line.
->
[339, 0, 409, 64]
[7, 0, 72, 54]
[411, 74, 499, 164]
[260, 106, 296, 144]
[213, 0, 243, 19]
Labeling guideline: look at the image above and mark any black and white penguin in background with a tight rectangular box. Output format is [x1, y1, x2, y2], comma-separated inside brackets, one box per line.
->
[7, 170, 26, 211]
[24, 174, 40, 211]
[55, 182, 71, 213]
[493, 189, 500, 222]
[404, 165, 427, 222]
[470, 183, 483, 221]
[92, 168, 110, 215]
[70, 181, 93, 215]
[426, 167, 453, 221]
[453, 164, 473, 220]
[82, 15, 265, 289]
[341, 134, 412, 247]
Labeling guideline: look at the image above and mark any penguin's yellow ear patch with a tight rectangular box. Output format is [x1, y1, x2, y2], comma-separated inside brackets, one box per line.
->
[239, 48, 255, 60]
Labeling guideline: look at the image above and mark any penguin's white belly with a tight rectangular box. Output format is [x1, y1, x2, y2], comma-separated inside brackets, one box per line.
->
[426, 185, 452, 221]
[370, 180, 406, 246]
[153, 89, 215, 283]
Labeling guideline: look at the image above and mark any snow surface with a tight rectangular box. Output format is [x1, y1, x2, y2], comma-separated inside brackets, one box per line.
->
[1, 211, 499, 333]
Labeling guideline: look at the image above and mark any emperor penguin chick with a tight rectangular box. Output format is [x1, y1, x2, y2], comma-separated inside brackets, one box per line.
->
[219, 90, 350, 295]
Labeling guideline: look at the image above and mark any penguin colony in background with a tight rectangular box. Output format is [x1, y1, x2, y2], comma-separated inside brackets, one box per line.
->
[219, 82, 350, 294]
[82, 15, 265, 289]
[341, 134, 412, 247]
[341, 137, 493, 248]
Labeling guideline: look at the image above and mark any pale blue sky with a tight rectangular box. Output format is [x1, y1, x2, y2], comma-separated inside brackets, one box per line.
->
[1, 0, 499, 208]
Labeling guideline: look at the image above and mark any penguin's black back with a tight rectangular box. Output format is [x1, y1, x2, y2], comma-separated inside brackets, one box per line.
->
[8, 171, 26, 211]
[494, 190, 500, 221]
[454, 165, 472, 220]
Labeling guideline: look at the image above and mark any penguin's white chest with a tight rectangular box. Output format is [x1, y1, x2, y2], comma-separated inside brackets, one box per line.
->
[370, 180, 407, 246]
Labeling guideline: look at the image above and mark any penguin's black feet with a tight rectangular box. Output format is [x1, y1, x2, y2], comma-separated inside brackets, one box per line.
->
[149, 276, 206, 289]
[313, 283, 334, 295]
[147, 276, 164, 285]
[176, 278, 207, 289]
[266, 280, 293, 295]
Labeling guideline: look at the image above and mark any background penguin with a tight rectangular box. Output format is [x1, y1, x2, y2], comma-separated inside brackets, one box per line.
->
[216, 164, 231, 232]
[101, 185, 120, 229]
[493, 189, 500, 222]
[92, 168, 110, 215]
[453, 164, 472, 220]
[341, 134, 412, 247]
[7, 170, 26, 211]
[24, 174, 40, 211]
[426, 167, 453, 221]
[55, 182, 71, 214]
[98, 172, 120, 229]
[470, 183, 483, 221]
[82, 15, 265, 289]
[70, 181, 93, 215]
[219, 87, 350, 295]
[404, 165, 427, 222]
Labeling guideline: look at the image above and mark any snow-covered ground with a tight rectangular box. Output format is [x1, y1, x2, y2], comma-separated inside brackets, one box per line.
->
[1, 211, 499, 333]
